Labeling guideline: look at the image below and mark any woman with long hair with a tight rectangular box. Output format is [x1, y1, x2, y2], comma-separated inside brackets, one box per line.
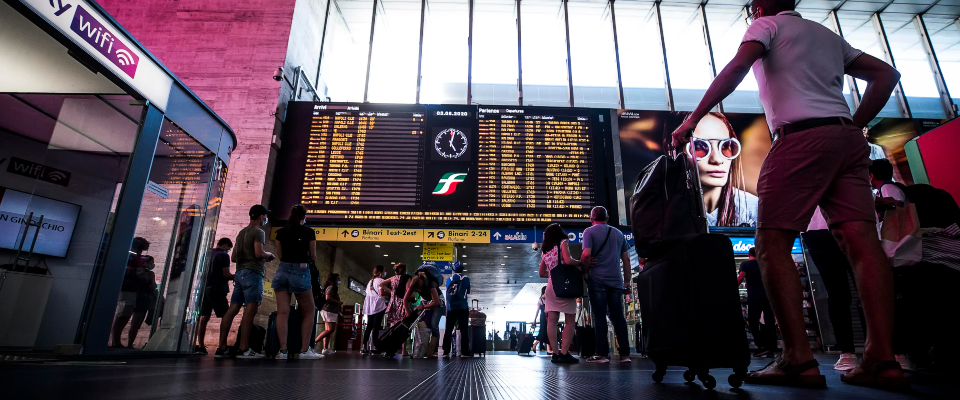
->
[315, 272, 342, 355]
[538, 223, 581, 363]
[685, 112, 758, 227]
[272, 204, 323, 359]
[380, 263, 414, 357]
[409, 263, 445, 358]
[361, 265, 387, 355]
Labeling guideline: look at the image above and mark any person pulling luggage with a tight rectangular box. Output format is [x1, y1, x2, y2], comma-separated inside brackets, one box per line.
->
[670, 0, 905, 389]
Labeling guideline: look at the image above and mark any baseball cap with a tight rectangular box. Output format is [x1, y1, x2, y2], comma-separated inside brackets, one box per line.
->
[249, 204, 269, 219]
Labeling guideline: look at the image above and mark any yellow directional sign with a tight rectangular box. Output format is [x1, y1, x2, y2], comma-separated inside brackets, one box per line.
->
[422, 229, 490, 243]
[304, 227, 493, 243]
[327, 227, 423, 242]
[422, 242, 454, 261]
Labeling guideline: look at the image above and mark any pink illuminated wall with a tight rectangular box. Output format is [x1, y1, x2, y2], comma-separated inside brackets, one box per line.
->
[97, 0, 297, 244]
[917, 118, 960, 205]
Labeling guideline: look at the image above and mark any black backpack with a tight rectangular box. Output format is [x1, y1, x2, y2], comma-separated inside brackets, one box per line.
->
[884, 182, 960, 229]
[630, 152, 707, 258]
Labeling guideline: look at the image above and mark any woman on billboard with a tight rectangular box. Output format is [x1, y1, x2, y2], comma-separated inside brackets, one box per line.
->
[684, 112, 758, 227]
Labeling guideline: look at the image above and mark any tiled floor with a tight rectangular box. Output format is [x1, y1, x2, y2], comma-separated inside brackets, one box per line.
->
[0, 352, 955, 399]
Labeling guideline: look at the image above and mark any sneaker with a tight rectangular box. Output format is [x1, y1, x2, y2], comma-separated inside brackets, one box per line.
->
[619, 355, 632, 363]
[551, 353, 559, 363]
[214, 347, 234, 359]
[834, 353, 858, 371]
[556, 353, 579, 364]
[460, 354, 473, 358]
[586, 356, 610, 364]
[276, 350, 288, 360]
[322, 349, 335, 356]
[896, 354, 916, 371]
[195, 345, 208, 355]
[361, 349, 370, 355]
[300, 348, 325, 359]
[236, 348, 265, 359]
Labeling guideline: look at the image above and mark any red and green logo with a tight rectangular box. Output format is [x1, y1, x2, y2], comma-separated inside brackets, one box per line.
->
[432, 172, 467, 195]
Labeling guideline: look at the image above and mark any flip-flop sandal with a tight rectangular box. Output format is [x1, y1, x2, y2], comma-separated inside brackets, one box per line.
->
[841, 360, 910, 391]
[744, 356, 827, 388]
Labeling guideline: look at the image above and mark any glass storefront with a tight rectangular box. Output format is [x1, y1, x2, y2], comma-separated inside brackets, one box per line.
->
[0, 0, 234, 355]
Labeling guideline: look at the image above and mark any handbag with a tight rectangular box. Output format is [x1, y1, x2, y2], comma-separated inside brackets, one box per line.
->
[551, 228, 612, 299]
[880, 203, 923, 267]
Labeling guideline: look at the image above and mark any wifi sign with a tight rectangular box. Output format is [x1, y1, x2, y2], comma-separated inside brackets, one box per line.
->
[6, 157, 72, 187]
[69, 6, 139, 78]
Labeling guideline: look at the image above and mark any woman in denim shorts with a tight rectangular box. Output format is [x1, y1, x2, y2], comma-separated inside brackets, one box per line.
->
[272, 204, 323, 359]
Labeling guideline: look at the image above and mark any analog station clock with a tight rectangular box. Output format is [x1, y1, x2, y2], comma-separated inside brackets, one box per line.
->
[434, 128, 468, 159]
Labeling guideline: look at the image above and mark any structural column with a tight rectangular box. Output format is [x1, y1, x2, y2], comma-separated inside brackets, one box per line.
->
[699, 3, 722, 113]
[610, 0, 625, 109]
[915, 14, 957, 118]
[655, 1, 674, 111]
[872, 13, 912, 118]
[829, 10, 862, 110]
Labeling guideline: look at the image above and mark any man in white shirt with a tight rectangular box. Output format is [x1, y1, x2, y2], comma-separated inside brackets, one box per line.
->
[670, 0, 905, 390]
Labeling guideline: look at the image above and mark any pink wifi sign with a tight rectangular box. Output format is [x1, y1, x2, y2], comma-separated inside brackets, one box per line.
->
[69, 5, 138, 78]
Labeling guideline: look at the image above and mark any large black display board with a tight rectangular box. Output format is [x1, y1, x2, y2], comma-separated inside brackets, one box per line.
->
[272, 103, 610, 224]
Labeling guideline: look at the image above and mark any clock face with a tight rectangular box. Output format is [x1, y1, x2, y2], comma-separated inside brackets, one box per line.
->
[434, 128, 468, 159]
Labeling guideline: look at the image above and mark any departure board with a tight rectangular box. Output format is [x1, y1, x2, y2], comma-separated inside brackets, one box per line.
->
[272, 103, 608, 224]
[476, 108, 594, 209]
[300, 107, 424, 207]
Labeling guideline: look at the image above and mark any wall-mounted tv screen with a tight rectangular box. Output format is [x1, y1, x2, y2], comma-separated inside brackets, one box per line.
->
[0, 186, 82, 258]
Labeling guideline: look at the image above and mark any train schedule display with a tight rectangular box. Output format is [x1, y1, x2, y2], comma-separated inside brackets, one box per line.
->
[272, 103, 607, 224]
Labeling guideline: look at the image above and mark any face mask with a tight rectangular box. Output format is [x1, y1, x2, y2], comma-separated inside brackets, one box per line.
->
[301, 219, 306, 225]
[337, 280, 342, 286]
[261, 216, 268, 226]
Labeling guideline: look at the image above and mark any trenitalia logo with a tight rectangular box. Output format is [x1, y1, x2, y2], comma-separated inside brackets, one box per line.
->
[432, 173, 467, 195]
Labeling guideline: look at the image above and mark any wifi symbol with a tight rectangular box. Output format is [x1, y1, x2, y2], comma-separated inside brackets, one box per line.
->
[48, 171, 67, 182]
[116, 49, 135, 66]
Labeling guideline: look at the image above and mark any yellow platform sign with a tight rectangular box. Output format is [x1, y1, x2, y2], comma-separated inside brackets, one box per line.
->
[423, 229, 490, 243]
[422, 242, 454, 261]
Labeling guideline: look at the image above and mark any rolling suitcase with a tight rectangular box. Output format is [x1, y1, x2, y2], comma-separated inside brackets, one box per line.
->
[265, 304, 319, 357]
[574, 325, 596, 358]
[636, 233, 750, 388]
[516, 334, 535, 355]
[377, 310, 426, 357]
[231, 324, 266, 354]
[470, 325, 486, 357]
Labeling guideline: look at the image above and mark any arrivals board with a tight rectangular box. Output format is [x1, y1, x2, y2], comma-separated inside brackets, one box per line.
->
[272, 103, 610, 224]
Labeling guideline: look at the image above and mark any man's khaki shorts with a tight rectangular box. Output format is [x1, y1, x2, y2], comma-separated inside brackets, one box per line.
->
[757, 122, 875, 232]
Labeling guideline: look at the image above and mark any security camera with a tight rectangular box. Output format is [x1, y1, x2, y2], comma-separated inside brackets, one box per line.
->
[272, 67, 283, 82]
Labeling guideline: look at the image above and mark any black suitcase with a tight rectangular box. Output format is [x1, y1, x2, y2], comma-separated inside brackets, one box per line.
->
[636, 233, 750, 389]
[517, 334, 535, 355]
[231, 324, 266, 354]
[470, 325, 486, 357]
[265, 305, 319, 357]
[377, 311, 425, 357]
[574, 326, 595, 358]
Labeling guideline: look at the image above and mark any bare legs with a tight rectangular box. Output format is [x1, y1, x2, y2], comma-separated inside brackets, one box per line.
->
[546, 311, 576, 355]
[831, 221, 901, 378]
[547, 311, 560, 355]
[238, 303, 259, 351]
[316, 322, 336, 351]
[276, 291, 292, 351]
[197, 315, 211, 348]
[218, 303, 242, 351]
[560, 313, 575, 355]
[755, 228, 816, 369]
[295, 291, 316, 351]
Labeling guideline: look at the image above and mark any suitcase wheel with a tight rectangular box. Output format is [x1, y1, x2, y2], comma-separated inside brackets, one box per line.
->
[683, 370, 696, 383]
[728, 373, 744, 389]
[652, 367, 666, 383]
[698, 373, 716, 390]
